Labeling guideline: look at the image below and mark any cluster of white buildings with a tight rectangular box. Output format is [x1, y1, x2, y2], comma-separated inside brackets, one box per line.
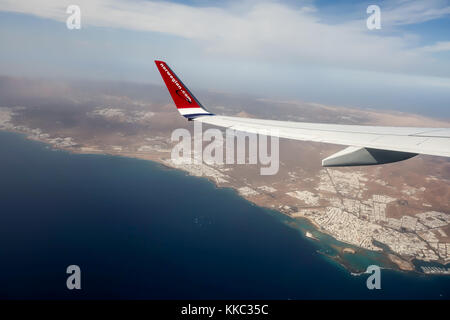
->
[420, 266, 450, 275]
[165, 158, 229, 184]
[89, 107, 155, 124]
[289, 169, 449, 265]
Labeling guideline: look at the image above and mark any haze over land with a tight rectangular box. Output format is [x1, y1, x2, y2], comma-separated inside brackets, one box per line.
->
[1, 76, 449, 273]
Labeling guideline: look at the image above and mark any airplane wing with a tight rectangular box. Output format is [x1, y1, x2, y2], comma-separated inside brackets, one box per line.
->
[155, 60, 450, 167]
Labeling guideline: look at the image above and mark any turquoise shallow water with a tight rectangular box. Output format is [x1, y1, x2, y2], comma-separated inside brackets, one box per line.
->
[0, 131, 449, 299]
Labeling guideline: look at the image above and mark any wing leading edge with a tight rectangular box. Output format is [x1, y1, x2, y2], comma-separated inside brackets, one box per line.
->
[155, 60, 450, 167]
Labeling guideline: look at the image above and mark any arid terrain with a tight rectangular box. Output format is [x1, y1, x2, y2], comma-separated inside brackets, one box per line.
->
[1, 76, 449, 274]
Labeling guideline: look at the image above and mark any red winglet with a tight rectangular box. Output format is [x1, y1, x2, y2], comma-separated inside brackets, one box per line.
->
[155, 60, 203, 109]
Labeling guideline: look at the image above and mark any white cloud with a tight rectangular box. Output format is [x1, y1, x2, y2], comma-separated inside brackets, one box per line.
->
[380, 0, 450, 26]
[420, 41, 450, 53]
[0, 0, 449, 77]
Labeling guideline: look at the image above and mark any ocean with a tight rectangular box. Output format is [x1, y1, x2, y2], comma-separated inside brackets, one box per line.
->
[0, 131, 449, 299]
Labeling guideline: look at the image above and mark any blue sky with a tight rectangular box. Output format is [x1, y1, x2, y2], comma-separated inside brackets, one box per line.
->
[0, 0, 449, 117]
